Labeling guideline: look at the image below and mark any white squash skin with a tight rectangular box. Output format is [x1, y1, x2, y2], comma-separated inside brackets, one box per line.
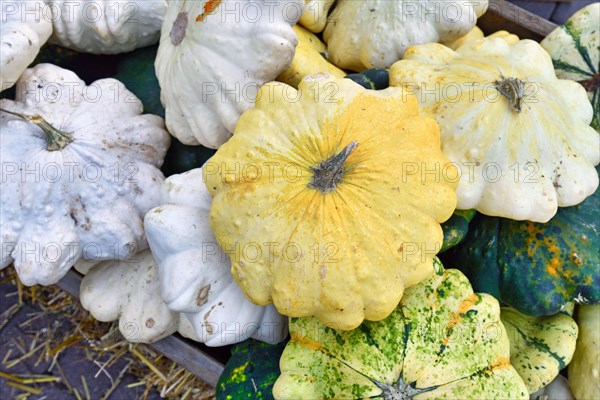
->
[323, 0, 488, 71]
[79, 250, 179, 343]
[145, 168, 288, 346]
[0, 64, 170, 286]
[46, 0, 168, 54]
[1, 0, 52, 89]
[155, 0, 302, 148]
[390, 38, 600, 222]
[530, 376, 574, 400]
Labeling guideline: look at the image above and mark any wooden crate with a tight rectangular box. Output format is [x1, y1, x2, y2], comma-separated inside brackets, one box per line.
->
[56, 0, 574, 388]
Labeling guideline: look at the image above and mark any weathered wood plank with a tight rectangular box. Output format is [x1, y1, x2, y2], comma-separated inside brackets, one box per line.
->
[480, 0, 558, 40]
[56, 270, 225, 387]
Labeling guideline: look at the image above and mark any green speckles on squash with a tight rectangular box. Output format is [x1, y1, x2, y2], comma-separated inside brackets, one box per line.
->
[274, 268, 529, 399]
[440, 210, 476, 253]
[216, 339, 288, 400]
[500, 307, 578, 394]
[541, 3, 600, 131]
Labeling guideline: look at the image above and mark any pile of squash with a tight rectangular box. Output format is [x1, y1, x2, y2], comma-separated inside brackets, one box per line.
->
[1, 1, 598, 399]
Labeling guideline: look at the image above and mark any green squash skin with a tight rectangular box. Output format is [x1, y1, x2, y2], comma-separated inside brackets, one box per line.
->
[557, 18, 599, 131]
[440, 209, 476, 253]
[112, 46, 216, 176]
[345, 68, 389, 90]
[216, 338, 288, 400]
[446, 167, 600, 316]
[113, 45, 164, 118]
[542, 5, 600, 131]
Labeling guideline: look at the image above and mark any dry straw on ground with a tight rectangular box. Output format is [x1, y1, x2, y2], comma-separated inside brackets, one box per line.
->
[0, 267, 215, 400]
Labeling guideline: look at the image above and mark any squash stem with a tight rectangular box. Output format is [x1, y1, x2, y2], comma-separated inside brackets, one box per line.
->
[0, 108, 73, 151]
[309, 141, 359, 192]
[494, 76, 526, 113]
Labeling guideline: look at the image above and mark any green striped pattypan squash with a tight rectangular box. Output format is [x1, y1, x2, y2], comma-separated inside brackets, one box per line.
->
[390, 37, 599, 223]
[541, 3, 600, 131]
[500, 307, 578, 394]
[273, 268, 529, 399]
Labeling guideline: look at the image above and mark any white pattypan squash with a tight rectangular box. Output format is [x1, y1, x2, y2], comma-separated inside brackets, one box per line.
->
[299, 0, 334, 33]
[79, 250, 179, 343]
[390, 38, 600, 222]
[155, 0, 302, 148]
[46, 0, 168, 54]
[1, 0, 52, 90]
[323, 0, 488, 71]
[144, 168, 288, 346]
[530, 375, 574, 400]
[0, 64, 170, 286]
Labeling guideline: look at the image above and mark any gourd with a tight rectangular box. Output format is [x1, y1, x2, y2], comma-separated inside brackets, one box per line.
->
[205, 74, 458, 330]
[46, 0, 168, 54]
[277, 25, 345, 88]
[1, 0, 52, 90]
[569, 305, 600, 400]
[530, 375, 574, 400]
[442, 27, 519, 50]
[144, 168, 288, 346]
[344, 68, 390, 90]
[323, 0, 488, 71]
[445, 168, 600, 316]
[299, 0, 335, 33]
[78, 249, 180, 343]
[0, 64, 170, 286]
[216, 338, 288, 400]
[440, 209, 476, 253]
[500, 307, 578, 394]
[541, 3, 600, 131]
[273, 268, 529, 399]
[111, 45, 217, 176]
[155, 0, 302, 148]
[390, 37, 600, 222]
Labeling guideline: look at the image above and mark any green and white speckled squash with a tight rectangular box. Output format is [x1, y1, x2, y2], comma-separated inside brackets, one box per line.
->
[541, 3, 600, 131]
[273, 267, 529, 399]
[500, 307, 578, 394]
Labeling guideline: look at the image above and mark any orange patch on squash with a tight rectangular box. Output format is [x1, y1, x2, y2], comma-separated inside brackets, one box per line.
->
[196, 0, 222, 22]
[486, 356, 511, 374]
[447, 293, 478, 328]
[292, 335, 322, 351]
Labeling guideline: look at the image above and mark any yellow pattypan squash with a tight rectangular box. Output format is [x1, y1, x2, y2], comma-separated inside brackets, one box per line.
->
[569, 305, 600, 400]
[390, 37, 599, 223]
[277, 25, 345, 88]
[204, 74, 458, 330]
[442, 27, 519, 50]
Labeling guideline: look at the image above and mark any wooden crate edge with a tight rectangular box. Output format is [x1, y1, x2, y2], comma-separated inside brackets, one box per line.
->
[56, 270, 225, 388]
[479, 0, 558, 40]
